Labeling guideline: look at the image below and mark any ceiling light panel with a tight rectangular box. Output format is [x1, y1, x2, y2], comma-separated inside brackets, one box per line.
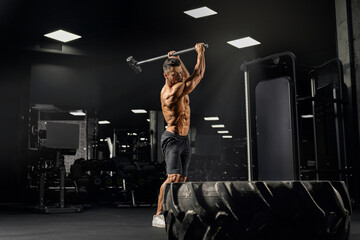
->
[69, 110, 86, 116]
[184, 6, 217, 18]
[217, 130, 229, 134]
[44, 30, 81, 43]
[98, 120, 110, 125]
[227, 37, 260, 49]
[211, 124, 225, 128]
[204, 117, 219, 121]
[301, 115, 314, 118]
[222, 135, 233, 139]
[131, 109, 147, 114]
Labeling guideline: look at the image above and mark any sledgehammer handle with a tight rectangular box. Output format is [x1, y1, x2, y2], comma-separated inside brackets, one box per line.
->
[137, 44, 209, 65]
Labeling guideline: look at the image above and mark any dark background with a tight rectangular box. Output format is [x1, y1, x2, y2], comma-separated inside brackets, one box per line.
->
[1, 0, 354, 203]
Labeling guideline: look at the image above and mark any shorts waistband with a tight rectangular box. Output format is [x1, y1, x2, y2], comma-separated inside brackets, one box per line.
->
[163, 130, 189, 139]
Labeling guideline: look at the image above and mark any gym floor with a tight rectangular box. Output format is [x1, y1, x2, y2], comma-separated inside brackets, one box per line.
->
[0, 206, 165, 240]
[0, 205, 359, 240]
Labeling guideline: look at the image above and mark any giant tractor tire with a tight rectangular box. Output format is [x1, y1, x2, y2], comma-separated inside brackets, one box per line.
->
[163, 181, 351, 240]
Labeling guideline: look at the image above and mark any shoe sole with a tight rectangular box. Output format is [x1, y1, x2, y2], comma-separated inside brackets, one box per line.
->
[152, 222, 165, 228]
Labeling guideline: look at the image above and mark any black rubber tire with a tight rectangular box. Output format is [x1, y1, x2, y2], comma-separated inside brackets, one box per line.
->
[163, 181, 351, 240]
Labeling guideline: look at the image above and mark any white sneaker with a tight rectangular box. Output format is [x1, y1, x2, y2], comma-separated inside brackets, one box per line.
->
[152, 214, 165, 228]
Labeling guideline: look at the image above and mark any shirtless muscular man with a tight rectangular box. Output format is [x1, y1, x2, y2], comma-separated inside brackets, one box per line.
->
[152, 43, 205, 228]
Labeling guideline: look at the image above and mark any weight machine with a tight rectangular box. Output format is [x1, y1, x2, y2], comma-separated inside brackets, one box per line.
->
[29, 105, 85, 213]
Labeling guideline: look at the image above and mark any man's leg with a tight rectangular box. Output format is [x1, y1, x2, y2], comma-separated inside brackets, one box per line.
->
[152, 174, 182, 228]
[156, 173, 181, 216]
[178, 176, 187, 183]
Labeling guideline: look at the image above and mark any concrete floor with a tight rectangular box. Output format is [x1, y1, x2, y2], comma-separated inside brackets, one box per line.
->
[0, 206, 166, 240]
[0, 205, 359, 240]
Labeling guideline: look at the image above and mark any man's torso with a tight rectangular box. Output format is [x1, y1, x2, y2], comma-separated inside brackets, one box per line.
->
[160, 85, 190, 136]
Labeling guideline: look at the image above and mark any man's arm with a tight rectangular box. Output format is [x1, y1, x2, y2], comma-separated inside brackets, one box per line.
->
[180, 43, 205, 96]
[165, 43, 205, 105]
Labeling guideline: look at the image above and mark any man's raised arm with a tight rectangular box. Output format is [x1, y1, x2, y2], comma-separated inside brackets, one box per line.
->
[182, 43, 206, 94]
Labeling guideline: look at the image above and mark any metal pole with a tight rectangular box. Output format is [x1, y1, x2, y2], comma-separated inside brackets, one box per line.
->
[137, 44, 209, 65]
[244, 68, 253, 181]
[149, 111, 156, 163]
[39, 167, 45, 207]
[57, 151, 65, 208]
[113, 130, 117, 157]
[311, 78, 319, 180]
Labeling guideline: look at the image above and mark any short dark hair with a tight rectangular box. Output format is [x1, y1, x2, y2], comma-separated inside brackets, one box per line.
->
[163, 58, 181, 72]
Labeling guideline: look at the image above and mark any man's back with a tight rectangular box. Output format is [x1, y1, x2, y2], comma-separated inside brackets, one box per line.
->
[161, 83, 190, 136]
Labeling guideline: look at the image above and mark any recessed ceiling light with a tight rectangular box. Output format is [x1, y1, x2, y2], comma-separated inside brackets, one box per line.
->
[44, 29, 82, 43]
[211, 124, 225, 128]
[131, 109, 147, 114]
[301, 115, 314, 118]
[184, 6, 217, 19]
[222, 135, 233, 139]
[98, 120, 110, 125]
[147, 119, 150, 122]
[227, 37, 261, 49]
[69, 110, 86, 116]
[217, 130, 229, 134]
[44, 30, 81, 42]
[204, 117, 219, 121]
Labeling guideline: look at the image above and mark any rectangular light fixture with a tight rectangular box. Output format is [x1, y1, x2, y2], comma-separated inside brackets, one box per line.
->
[217, 130, 229, 134]
[204, 117, 219, 121]
[44, 30, 81, 43]
[184, 6, 217, 18]
[131, 109, 147, 114]
[222, 135, 233, 139]
[227, 37, 261, 49]
[211, 124, 225, 128]
[98, 120, 110, 125]
[69, 110, 86, 116]
[301, 115, 314, 118]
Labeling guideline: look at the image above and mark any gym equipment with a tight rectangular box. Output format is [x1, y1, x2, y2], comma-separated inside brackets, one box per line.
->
[307, 59, 348, 181]
[163, 181, 351, 240]
[241, 52, 298, 181]
[34, 122, 82, 214]
[255, 77, 296, 180]
[241, 53, 349, 182]
[126, 43, 209, 73]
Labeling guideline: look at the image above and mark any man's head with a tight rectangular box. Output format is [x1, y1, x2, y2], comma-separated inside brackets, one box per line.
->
[163, 58, 183, 85]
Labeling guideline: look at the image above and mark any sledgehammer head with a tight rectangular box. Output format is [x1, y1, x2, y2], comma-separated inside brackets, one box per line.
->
[126, 56, 142, 74]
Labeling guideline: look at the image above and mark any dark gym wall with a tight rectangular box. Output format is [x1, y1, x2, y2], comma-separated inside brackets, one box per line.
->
[30, 56, 101, 108]
[0, 51, 103, 203]
[0, 52, 30, 202]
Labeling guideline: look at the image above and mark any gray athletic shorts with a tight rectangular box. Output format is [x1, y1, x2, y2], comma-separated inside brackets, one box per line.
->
[161, 131, 191, 177]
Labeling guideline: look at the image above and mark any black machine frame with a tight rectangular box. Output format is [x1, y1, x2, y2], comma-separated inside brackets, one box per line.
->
[306, 59, 349, 181]
[241, 52, 349, 182]
[241, 52, 300, 181]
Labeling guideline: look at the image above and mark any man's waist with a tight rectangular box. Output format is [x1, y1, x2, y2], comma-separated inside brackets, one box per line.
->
[163, 130, 189, 138]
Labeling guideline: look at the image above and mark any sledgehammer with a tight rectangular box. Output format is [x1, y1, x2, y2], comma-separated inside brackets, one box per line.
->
[126, 43, 209, 74]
